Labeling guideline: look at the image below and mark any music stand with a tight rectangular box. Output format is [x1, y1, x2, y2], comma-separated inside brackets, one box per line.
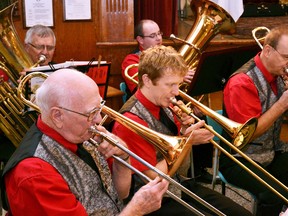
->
[187, 45, 260, 96]
[76, 63, 111, 100]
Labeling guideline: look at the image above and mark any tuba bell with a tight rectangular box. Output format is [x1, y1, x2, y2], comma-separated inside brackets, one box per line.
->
[171, 0, 236, 92]
[0, 2, 39, 147]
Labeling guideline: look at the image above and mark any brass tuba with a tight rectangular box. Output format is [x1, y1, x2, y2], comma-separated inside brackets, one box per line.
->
[171, 0, 236, 92]
[0, 2, 39, 147]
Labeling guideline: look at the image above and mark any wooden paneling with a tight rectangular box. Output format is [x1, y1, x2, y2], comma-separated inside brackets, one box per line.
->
[12, 0, 135, 91]
[9, 0, 136, 111]
[14, 0, 97, 62]
[10, 1, 288, 111]
[99, 0, 134, 42]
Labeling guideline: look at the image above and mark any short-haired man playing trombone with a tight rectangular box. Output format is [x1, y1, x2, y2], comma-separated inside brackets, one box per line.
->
[1, 69, 169, 216]
[113, 45, 253, 216]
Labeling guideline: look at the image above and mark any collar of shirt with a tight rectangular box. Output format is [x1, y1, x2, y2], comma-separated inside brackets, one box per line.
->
[135, 89, 161, 119]
[36, 115, 78, 153]
[254, 52, 277, 94]
[138, 45, 144, 52]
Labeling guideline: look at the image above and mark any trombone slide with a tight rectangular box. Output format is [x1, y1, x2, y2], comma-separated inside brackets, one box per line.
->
[89, 127, 225, 216]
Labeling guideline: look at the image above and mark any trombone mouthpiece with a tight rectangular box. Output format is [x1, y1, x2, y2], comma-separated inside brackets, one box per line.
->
[38, 55, 46, 64]
[89, 126, 97, 133]
[170, 97, 177, 105]
[170, 34, 176, 39]
[30, 55, 47, 68]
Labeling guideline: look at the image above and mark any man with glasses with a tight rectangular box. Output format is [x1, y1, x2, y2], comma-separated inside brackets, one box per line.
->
[219, 24, 288, 216]
[0, 24, 56, 178]
[24, 24, 56, 66]
[0, 24, 55, 81]
[1, 68, 169, 215]
[121, 19, 194, 95]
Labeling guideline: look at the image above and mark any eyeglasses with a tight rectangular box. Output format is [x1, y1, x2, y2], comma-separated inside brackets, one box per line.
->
[58, 100, 105, 122]
[28, 43, 55, 51]
[140, 31, 163, 39]
[271, 46, 288, 60]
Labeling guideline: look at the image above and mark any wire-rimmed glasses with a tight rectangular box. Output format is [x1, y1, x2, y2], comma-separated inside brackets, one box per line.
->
[58, 100, 105, 122]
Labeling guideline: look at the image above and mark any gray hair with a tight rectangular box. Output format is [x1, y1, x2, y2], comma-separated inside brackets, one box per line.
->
[24, 24, 56, 45]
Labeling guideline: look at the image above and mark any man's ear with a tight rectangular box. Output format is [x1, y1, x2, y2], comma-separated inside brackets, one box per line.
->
[136, 36, 144, 46]
[142, 74, 151, 87]
[50, 107, 64, 128]
[263, 44, 272, 57]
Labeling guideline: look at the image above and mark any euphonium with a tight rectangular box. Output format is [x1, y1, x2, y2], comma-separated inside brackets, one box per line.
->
[171, 0, 236, 92]
[0, 2, 43, 147]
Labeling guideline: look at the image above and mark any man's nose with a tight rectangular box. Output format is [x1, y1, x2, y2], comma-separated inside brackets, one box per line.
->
[41, 48, 49, 54]
[171, 86, 179, 95]
[92, 113, 103, 125]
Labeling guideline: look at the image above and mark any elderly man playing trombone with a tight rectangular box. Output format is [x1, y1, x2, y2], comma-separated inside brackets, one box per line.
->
[1, 69, 169, 216]
[220, 25, 288, 216]
[112, 45, 252, 215]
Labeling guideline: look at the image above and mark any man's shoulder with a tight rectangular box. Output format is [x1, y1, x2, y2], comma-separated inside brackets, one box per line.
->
[4, 157, 62, 195]
[228, 73, 252, 85]
[123, 53, 140, 63]
[10, 157, 57, 179]
[224, 73, 255, 93]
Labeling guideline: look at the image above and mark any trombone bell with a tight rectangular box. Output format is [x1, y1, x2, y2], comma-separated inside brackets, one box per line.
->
[178, 90, 257, 149]
[102, 105, 190, 176]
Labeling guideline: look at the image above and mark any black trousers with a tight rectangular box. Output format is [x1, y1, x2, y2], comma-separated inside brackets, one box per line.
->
[146, 180, 252, 216]
[220, 151, 288, 216]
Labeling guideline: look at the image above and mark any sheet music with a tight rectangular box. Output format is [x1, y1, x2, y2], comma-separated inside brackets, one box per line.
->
[29, 60, 107, 72]
[30, 60, 107, 96]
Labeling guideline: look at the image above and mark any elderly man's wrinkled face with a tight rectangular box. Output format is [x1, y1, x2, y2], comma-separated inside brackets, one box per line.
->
[59, 91, 103, 144]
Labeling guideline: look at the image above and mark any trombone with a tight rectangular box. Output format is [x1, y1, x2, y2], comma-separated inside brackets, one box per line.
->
[17, 71, 226, 216]
[252, 26, 270, 50]
[124, 63, 288, 203]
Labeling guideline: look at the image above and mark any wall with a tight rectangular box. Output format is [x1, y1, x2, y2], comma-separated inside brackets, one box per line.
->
[12, 0, 136, 89]
[10, 0, 287, 91]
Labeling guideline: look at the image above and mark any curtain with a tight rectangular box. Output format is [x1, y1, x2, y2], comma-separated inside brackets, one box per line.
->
[134, 0, 178, 37]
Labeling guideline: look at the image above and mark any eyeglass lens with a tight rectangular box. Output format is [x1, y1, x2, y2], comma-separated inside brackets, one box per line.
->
[142, 31, 163, 39]
[29, 43, 55, 51]
[87, 100, 105, 121]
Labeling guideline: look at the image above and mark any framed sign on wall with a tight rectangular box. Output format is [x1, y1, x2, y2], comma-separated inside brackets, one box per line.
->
[23, 0, 54, 27]
[63, 0, 92, 21]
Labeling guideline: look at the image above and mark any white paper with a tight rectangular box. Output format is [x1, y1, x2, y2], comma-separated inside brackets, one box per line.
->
[29, 61, 107, 72]
[24, 0, 54, 27]
[64, 0, 92, 20]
